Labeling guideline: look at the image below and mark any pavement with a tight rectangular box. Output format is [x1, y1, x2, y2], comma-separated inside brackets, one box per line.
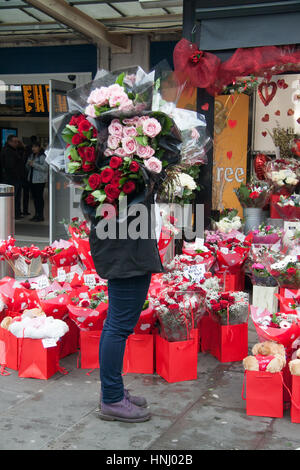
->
[0, 318, 300, 451]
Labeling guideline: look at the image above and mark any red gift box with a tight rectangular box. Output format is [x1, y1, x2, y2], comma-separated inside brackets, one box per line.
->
[0, 327, 19, 371]
[59, 316, 79, 359]
[215, 270, 245, 292]
[155, 335, 198, 383]
[18, 338, 60, 380]
[243, 370, 283, 418]
[123, 334, 154, 374]
[291, 375, 300, 423]
[200, 313, 248, 363]
[79, 330, 101, 369]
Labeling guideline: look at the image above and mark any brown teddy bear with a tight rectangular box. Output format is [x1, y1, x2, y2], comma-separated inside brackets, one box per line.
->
[0, 316, 13, 330]
[243, 341, 286, 373]
[289, 349, 300, 376]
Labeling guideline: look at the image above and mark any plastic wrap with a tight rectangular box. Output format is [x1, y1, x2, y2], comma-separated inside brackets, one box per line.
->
[265, 159, 300, 194]
[206, 292, 249, 326]
[234, 181, 271, 208]
[251, 306, 300, 347]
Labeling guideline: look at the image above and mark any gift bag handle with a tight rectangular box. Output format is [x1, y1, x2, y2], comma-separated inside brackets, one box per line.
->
[241, 371, 246, 401]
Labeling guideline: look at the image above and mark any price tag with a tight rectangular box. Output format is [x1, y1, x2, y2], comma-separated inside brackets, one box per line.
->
[183, 264, 206, 283]
[57, 268, 66, 283]
[42, 338, 57, 349]
[84, 274, 96, 288]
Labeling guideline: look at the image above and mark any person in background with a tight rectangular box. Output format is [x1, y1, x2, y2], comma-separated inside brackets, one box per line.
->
[17, 139, 30, 216]
[26, 141, 48, 222]
[1, 134, 25, 220]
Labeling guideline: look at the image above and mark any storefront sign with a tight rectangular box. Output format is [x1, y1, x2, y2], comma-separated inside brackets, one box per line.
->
[22, 84, 49, 115]
[212, 93, 249, 216]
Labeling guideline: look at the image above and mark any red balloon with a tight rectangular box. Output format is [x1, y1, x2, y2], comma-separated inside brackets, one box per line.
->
[254, 154, 270, 180]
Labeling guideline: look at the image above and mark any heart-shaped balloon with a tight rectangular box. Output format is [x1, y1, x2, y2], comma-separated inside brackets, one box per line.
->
[254, 154, 270, 180]
[258, 81, 277, 106]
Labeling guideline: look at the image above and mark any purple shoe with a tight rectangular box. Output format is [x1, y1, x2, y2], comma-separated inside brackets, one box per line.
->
[99, 396, 151, 423]
[98, 388, 147, 409]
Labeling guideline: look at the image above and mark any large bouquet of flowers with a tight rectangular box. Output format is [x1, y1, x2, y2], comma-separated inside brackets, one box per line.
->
[212, 209, 243, 233]
[273, 193, 300, 220]
[234, 181, 271, 208]
[206, 291, 249, 325]
[250, 262, 278, 287]
[265, 158, 300, 193]
[269, 255, 300, 288]
[0, 237, 44, 279]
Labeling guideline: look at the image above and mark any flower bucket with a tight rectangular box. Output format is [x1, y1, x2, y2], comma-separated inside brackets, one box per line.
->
[243, 208, 263, 233]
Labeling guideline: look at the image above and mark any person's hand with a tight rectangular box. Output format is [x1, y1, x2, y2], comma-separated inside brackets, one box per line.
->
[28, 160, 33, 166]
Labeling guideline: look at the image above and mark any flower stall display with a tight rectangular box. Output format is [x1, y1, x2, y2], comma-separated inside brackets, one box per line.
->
[234, 181, 271, 233]
[213, 209, 243, 234]
[250, 263, 278, 287]
[252, 223, 282, 244]
[268, 255, 300, 289]
[273, 193, 300, 220]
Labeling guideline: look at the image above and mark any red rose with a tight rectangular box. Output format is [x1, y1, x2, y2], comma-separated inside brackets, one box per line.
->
[88, 173, 102, 190]
[78, 119, 92, 135]
[85, 194, 98, 206]
[129, 161, 140, 173]
[82, 162, 95, 172]
[249, 191, 259, 199]
[84, 147, 96, 162]
[100, 168, 114, 184]
[287, 267, 297, 275]
[72, 133, 85, 145]
[109, 156, 123, 169]
[69, 114, 85, 127]
[78, 147, 86, 159]
[111, 176, 121, 188]
[169, 304, 180, 310]
[122, 180, 136, 194]
[104, 184, 121, 200]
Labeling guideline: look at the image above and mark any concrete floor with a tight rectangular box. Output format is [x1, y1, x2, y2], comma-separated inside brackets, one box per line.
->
[0, 319, 299, 451]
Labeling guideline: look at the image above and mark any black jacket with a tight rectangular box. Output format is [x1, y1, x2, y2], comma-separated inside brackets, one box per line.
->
[1, 144, 25, 182]
[82, 194, 164, 280]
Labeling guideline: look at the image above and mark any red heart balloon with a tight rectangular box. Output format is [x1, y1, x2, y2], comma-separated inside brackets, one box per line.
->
[258, 81, 277, 106]
[228, 119, 237, 128]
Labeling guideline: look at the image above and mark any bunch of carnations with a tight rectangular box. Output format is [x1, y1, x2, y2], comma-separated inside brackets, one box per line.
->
[61, 114, 98, 175]
[234, 181, 271, 208]
[252, 222, 282, 244]
[251, 262, 277, 287]
[206, 291, 249, 325]
[265, 158, 300, 193]
[213, 208, 243, 233]
[269, 255, 300, 288]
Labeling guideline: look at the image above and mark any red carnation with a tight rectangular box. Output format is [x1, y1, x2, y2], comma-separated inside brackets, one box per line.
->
[249, 191, 259, 199]
[88, 173, 102, 190]
[129, 161, 140, 173]
[109, 156, 123, 169]
[100, 168, 114, 184]
[104, 184, 121, 200]
[123, 180, 136, 194]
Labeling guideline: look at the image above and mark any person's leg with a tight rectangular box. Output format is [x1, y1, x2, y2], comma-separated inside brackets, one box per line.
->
[30, 183, 38, 220]
[100, 273, 152, 405]
[35, 183, 45, 220]
[14, 182, 22, 218]
[22, 180, 30, 215]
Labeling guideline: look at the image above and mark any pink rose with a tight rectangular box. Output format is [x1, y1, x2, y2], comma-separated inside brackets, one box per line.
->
[122, 137, 137, 155]
[88, 87, 109, 106]
[108, 119, 123, 138]
[109, 90, 129, 109]
[108, 84, 125, 94]
[104, 148, 115, 157]
[85, 104, 97, 118]
[144, 157, 162, 174]
[123, 126, 138, 137]
[118, 97, 133, 111]
[142, 118, 162, 138]
[115, 147, 127, 157]
[107, 135, 120, 150]
[123, 117, 140, 126]
[136, 144, 155, 159]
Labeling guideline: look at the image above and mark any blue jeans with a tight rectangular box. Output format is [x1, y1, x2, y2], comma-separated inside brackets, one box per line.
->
[99, 273, 152, 404]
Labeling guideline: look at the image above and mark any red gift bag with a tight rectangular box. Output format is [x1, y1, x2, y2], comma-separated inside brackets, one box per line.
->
[0, 327, 19, 371]
[243, 370, 283, 418]
[270, 194, 282, 219]
[156, 335, 198, 383]
[291, 375, 300, 423]
[215, 270, 245, 292]
[59, 316, 79, 359]
[18, 338, 60, 380]
[79, 330, 102, 369]
[123, 334, 154, 374]
[134, 304, 155, 335]
[200, 313, 248, 363]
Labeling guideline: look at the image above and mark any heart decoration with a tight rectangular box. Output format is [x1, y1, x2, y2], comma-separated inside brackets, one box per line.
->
[275, 110, 281, 116]
[261, 114, 269, 122]
[258, 81, 277, 106]
[262, 131, 267, 137]
[201, 103, 209, 111]
[254, 154, 270, 180]
[288, 108, 294, 116]
[226, 151, 233, 160]
[228, 119, 237, 129]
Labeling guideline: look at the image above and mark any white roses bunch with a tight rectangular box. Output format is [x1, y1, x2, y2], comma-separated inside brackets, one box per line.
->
[215, 215, 242, 233]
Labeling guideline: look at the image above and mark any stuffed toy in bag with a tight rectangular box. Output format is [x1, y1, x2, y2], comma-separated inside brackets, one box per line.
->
[243, 341, 286, 373]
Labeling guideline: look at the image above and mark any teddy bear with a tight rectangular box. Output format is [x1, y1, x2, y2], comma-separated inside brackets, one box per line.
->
[0, 316, 13, 330]
[289, 349, 300, 376]
[243, 340, 286, 373]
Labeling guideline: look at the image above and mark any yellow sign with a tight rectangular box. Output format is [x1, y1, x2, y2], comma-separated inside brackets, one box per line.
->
[22, 84, 49, 115]
[212, 93, 249, 216]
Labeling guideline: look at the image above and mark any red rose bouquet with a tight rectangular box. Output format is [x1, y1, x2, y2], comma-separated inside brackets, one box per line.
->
[234, 181, 271, 208]
[67, 290, 108, 331]
[206, 291, 249, 325]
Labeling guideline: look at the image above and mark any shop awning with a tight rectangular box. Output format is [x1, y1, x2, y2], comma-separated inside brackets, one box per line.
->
[194, 1, 300, 50]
